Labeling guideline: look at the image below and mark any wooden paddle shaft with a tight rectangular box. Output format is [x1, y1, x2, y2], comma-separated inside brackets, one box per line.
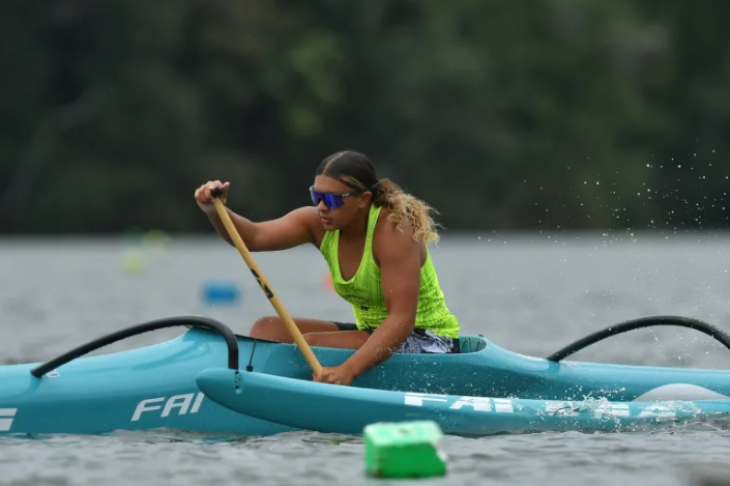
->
[210, 191, 323, 375]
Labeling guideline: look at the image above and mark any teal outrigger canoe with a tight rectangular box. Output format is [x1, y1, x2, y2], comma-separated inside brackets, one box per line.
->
[1, 314, 730, 437]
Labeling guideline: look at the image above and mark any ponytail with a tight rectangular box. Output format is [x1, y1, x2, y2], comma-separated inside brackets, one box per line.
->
[373, 178, 441, 244]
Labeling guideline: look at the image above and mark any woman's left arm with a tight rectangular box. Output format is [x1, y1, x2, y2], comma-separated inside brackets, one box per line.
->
[341, 223, 421, 378]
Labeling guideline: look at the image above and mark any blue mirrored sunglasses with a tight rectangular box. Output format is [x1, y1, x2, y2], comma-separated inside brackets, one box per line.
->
[309, 186, 360, 209]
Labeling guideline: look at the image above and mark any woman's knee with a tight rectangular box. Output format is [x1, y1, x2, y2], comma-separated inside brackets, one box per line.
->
[249, 316, 283, 339]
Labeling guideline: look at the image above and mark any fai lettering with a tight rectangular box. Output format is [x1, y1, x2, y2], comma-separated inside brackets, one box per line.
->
[132, 392, 204, 422]
[0, 408, 17, 431]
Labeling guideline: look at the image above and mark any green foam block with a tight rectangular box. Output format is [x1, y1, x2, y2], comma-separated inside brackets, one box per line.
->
[364, 420, 447, 479]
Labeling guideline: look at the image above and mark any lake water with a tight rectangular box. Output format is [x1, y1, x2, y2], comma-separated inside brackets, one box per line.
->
[2, 232, 730, 486]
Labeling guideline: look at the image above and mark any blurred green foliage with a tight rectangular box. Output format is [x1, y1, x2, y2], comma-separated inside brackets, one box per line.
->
[1, 0, 729, 234]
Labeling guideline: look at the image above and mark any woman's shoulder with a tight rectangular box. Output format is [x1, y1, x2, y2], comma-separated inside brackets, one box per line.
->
[373, 205, 416, 244]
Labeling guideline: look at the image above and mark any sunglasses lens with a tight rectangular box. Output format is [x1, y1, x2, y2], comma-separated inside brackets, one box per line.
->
[310, 190, 345, 209]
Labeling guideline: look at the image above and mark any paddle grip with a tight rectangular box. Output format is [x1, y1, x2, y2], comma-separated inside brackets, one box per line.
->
[211, 187, 225, 198]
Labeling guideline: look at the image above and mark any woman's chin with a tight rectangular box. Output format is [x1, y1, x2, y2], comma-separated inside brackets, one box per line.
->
[320, 217, 336, 229]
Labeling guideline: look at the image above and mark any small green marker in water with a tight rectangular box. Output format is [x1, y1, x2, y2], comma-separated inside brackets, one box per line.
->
[364, 420, 447, 479]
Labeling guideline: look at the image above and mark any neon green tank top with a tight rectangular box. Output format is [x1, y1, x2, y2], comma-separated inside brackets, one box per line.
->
[319, 204, 460, 338]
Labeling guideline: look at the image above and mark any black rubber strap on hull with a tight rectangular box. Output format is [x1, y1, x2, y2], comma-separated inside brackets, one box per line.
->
[30, 316, 239, 377]
[546, 315, 730, 362]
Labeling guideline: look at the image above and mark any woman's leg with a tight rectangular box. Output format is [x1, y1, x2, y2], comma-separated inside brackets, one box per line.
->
[249, 316, 370, 349]
[249, 316, 339, 341]
[302, 330, 371, 350]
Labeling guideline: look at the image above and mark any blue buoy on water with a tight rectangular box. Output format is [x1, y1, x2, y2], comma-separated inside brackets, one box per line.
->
[201, 280, 242, 305]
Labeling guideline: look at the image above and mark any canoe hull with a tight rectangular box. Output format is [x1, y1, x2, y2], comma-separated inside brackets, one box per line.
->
[0, 331, 294, 436]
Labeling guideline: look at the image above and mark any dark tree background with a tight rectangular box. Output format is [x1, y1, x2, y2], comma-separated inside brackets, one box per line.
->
[2, 0, 729, 234]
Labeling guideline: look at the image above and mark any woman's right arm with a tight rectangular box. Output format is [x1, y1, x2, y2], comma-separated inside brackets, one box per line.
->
[195, 180, 319, 252]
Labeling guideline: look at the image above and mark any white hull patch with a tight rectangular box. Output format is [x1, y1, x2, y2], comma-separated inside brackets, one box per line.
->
[633, 384, 730, 402]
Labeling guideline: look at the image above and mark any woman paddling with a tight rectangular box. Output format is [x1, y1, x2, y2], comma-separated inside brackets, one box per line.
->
[194, 150, 461, 385]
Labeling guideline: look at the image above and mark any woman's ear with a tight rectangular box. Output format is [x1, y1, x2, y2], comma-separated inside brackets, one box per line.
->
[359, 191, 372, 208]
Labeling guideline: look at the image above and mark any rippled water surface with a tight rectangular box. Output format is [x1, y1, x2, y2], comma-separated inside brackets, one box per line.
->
[2, 233, 730, 486]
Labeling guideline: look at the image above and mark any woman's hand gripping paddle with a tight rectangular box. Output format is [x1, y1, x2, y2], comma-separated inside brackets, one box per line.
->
[210, 187, 323, 376]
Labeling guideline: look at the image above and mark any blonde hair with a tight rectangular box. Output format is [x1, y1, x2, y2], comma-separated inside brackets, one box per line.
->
[373, 177, 440, 244]
[316, 150, 441, 244]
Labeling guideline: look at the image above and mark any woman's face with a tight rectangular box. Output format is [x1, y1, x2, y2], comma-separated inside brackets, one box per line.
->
[310, 175, 368, 230]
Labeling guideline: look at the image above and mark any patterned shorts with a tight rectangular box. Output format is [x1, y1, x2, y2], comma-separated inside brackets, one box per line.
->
[333, 322, 460, 354]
